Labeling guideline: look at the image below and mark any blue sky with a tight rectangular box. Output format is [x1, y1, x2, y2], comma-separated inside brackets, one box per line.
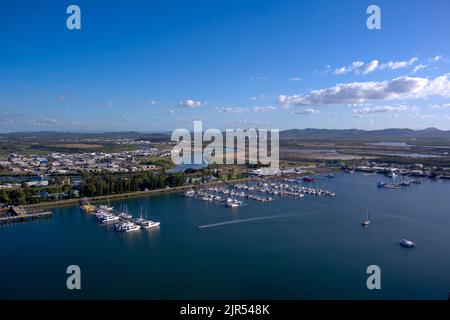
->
[1, 0, 449, 132]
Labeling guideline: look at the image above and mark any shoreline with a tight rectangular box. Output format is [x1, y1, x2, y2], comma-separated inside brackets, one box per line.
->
[1, 168, 325, 213]
[19, 176, 289, 211]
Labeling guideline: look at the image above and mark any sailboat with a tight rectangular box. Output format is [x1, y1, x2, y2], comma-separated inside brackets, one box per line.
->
[362, 208, 370, 227]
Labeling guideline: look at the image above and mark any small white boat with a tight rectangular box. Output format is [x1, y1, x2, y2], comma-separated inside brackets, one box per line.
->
[225, 198, 242, 208]
[184, 190, 195, 197]
[140, 220, 160, 229]
[362, 209, 370, 227]
[399, 239, 416, 248]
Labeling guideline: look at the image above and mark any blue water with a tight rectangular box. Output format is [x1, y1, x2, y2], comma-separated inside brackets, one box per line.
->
[1, 173, 450, 299]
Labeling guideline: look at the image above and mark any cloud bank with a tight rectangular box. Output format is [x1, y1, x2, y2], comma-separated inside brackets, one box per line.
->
[277, 74, 450, 106]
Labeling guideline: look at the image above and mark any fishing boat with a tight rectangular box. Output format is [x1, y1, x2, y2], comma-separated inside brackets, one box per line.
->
[399, 239, 416, 248]
[303, 176, 316, 182]
[377, 181, 386, 188]
[362, 209, 370, 227]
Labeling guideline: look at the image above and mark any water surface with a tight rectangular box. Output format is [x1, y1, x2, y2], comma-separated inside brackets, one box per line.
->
[1, 173, 450, 299]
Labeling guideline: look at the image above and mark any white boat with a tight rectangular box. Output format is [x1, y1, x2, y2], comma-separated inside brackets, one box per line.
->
[135, 209, 160, 229]
[119, 212, 133, 220]
[184, 190, 195, 197]
[100, 213, 120, 223]
[225, 198, 242, 208]
[388, 171, 397, 178]
[140, 220, 160, 229]
[362, 209, 370, 227]
[98, 205, 114, 212]
[99, 197, 114, 211]
[115, 222, 141, 232]
[399, 239, 416, 248]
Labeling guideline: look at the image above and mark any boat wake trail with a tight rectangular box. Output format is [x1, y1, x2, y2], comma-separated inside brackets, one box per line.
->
[198, 213, 301, 229]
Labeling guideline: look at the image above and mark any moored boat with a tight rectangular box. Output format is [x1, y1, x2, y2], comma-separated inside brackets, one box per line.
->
[399, 239, 416, 248]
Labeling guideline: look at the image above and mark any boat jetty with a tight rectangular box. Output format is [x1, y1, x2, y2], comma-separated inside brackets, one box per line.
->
[184, 178, 336, 207]
[377, 178, 423, 189]
[0, 205, 53, 225]
[80, 199, 160, 233]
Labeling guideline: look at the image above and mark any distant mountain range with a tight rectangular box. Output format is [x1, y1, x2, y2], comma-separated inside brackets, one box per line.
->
[1, 128, 450, 142]
[279, 128, 450, 141]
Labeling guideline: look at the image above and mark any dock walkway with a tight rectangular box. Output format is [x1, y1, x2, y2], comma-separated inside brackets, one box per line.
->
[0, 210, 53, 225]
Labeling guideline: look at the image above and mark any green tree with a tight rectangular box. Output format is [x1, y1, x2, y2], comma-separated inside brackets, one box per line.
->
[0, 190, 10, 203]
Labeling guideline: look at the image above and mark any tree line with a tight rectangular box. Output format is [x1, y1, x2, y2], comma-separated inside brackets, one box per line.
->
[79, 172, 186, 197]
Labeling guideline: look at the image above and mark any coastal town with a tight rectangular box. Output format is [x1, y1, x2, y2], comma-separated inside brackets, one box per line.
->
[1, 140, 449, 210]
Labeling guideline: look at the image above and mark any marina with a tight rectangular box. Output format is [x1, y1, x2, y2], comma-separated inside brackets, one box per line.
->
[184, 179, 336, 208]
[82, 201, 160, 233]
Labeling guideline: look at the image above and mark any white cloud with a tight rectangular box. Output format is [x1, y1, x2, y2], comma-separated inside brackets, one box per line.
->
[430, 103, 450, 109]
[146, 100, 157, 105]
[229, 119, 269, 127]
[362, 60, 379, 74]
[253, 106, 277, 112]
[334, 66, 350, 75]
[412, 64, 427, 73]
[251, 76, 269, 80]
[289, 76, 302, 81]
[177, 99, 203, 108]
[28, 117, 58, 126]
[429, 55, 443, 63]
[277, 74, 450, 106]
[105, 100, 114, 107]
[216, 107, 247, 114]
[409, 113, 436, 120]
[0, 115, 58, 127]
[334, 57, 422, 76]
[293, 108, 321, 115]
[250, 94, 271, 101]
[334, 61, 365, 75]
[380, 57, 418, 70]
[352, 105, 412, 117]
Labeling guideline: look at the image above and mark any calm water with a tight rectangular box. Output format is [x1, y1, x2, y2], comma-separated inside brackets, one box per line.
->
[1, 173, 450, 300]
[367, 142, 413, 147]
